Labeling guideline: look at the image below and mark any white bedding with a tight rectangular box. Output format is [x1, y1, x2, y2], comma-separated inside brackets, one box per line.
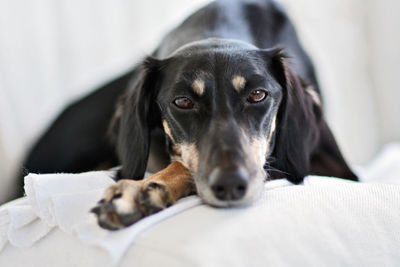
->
[0, 143, 400, 267]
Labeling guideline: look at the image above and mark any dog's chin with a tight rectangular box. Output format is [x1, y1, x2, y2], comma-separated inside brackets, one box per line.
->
[198, 189, 251, 208]
[195, 177, 264, 208]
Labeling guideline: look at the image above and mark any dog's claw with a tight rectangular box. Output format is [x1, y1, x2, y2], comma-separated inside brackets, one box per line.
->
[90, 206, 101, 215]
[91, 180, 171, 230]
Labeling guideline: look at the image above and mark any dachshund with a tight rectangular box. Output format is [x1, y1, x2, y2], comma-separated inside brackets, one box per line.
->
[21, 0, 357, 230]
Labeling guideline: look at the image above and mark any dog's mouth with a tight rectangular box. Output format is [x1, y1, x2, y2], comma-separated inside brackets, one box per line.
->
[193, 167, 265, 207]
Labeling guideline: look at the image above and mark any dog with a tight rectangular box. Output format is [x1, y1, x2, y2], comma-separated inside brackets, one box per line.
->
[21, 0, 357, 230]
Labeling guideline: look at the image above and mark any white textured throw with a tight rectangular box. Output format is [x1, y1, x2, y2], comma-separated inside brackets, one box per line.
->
[0, 143, 399, 266]
[0, 170, 201, 263]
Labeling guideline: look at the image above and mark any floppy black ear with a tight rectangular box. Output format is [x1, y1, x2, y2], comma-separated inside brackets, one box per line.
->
[113, 57, 163, 180]
[265, 48, 357, 183]
[309, 119, 358, 181]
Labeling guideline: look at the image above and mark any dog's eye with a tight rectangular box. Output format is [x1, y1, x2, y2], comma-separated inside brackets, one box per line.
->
[247, 89, 267, 103]
[173, 97, 194, 109]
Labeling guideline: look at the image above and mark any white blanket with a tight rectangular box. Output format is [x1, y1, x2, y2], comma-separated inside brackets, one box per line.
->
[0, 143, 400, 266]
[0, 170, 201, 263]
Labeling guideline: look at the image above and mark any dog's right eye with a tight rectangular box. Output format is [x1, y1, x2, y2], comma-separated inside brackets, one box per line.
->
[247, 89, 268, 103]
[173, 97, 194, 109]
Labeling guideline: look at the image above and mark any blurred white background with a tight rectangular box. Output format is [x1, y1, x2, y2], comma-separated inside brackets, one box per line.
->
[0, 0, 399, 203]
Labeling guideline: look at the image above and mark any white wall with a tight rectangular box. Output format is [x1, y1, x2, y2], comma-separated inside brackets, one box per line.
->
[0, 0, 399, 202]
[367, 0, 400, 145]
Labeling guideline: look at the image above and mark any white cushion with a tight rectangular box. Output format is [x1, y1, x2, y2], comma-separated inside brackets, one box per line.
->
[1, 144, 400, 267]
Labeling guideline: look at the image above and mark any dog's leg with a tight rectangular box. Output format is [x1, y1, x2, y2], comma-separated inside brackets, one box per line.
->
[91, 161, 192, 230]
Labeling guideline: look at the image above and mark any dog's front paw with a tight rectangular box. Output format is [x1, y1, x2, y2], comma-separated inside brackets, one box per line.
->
[91, 180, 172, 230]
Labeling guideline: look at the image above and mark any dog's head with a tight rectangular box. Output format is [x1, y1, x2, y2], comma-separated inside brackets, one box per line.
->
[113, 38, 356, 207]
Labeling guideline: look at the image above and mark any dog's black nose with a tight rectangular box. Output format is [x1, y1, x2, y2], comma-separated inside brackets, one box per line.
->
[209, 167, 249, 201]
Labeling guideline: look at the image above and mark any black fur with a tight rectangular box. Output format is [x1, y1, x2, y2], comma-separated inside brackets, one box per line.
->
[114, 58, 164, 180]
[17, 0, 357, 200]
[265, 48, 320, 183]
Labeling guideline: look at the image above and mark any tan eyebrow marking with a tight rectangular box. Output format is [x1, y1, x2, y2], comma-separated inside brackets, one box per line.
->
[232, 75, 246, 92]
[192, 79, 205, 96]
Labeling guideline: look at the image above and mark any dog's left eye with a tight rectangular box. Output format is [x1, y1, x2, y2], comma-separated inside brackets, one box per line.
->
[173, 97, 194, 109]
[247, 89, 268, 103]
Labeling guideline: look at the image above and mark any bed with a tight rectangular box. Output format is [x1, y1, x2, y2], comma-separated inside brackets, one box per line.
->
[0, 143, 399, 267]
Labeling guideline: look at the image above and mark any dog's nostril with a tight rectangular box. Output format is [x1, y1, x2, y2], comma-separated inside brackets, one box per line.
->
[232, 183, 247, 200]
[215, 186, 224, 193]
[237, 185, 246, 192]
[212, 185, 226, 199]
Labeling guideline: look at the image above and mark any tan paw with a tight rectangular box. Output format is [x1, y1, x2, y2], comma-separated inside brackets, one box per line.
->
[91, 180, 172, 230]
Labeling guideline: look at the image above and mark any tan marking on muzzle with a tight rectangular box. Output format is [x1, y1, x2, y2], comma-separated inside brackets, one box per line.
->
[250, 137, 268, 168]
[171, 144, 183, 163]
[243, 115, 276, 169]
[232, 75, 246, 92]
[163, 120, 185, 163]
[179, 143, 200, 173]
[162, 120, 175, 142]
[266, 114, 277, 152]
[192, 79, 205, 96]
[238, 128, 267, 169]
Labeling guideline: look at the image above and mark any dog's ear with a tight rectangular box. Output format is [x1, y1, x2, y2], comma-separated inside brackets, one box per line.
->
[264, 48, 357, 183]
[309, 119, 357, 181]
[114, 57, 163, 179]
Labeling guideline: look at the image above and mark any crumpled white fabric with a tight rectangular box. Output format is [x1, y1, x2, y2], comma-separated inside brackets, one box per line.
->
[0, 198, 50, 250]
[0, 171, 114, 252]
[0, 169, 201, 264]
[0, 143, 400, 265]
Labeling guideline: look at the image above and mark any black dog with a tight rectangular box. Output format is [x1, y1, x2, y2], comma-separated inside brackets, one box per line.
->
[21, 0, 357, 229]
